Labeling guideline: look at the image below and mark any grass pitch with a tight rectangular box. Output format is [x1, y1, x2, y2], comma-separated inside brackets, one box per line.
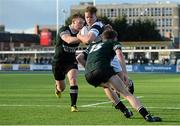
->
[0, 71, 180, 125]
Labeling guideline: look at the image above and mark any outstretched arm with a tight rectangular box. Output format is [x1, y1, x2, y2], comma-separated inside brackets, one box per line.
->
[115, 49, 128, 84]
[77, 32, 96, 45]
[61, 34, 80, 44]
[76, 53, 86, 68]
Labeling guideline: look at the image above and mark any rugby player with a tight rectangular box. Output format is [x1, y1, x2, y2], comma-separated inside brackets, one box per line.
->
[83, 29, 162, 122]
[52, 13, 85, 112]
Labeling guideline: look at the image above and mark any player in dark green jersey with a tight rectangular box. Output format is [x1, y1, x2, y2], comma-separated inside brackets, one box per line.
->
[52, 13, 85, 112]
[83, 30, 161, 122]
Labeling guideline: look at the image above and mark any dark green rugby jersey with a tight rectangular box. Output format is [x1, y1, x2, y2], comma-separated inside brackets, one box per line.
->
[53, 26, 79, 63]
[84, 40, 122, 74]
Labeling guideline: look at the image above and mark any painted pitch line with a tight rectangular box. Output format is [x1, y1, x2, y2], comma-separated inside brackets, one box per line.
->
[0, 104, 180, 110]
[146, 106, 180, 110]
[81, 96, 144, 107]
[80, 105, 180, 110]
[0, 96, 144, 108]
[0, 104, 62, 107]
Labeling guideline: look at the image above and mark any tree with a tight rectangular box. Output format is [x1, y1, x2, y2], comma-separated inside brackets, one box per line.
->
[125, 19, 162, 41]
[111, 16, 128, 41]
[98, 16, 112, 26]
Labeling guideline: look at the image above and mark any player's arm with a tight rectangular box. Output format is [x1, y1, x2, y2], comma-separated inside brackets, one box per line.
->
[76, 53, 86, 67]
[77, 32, 96, 44]
[115, 49, 128, 83]
[77, 23, 103, 44]
[61, 34, 80, 44]
[76, 45, 89, 67]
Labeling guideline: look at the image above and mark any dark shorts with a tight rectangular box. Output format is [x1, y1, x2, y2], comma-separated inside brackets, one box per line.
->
[85, 68, 116, 87]
[52, 62, 78, 81]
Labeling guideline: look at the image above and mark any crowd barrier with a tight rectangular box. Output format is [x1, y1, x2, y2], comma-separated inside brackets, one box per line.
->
[132, 64, 177, 73]
[0, 64, 52, 71]
[0, 64, 179, 73]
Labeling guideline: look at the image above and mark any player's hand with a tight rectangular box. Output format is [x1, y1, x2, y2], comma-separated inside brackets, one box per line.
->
[78, 29, 83, 35]
[123, 74, 129, 86]
[77, 32, 81, 38]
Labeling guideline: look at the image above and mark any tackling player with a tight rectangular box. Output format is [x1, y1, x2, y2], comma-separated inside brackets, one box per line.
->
[52, 13, 85, 112]
[83, 29, 162, 122]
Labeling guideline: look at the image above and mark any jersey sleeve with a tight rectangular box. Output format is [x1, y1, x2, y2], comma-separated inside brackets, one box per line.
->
[113, 41, 122, 51]
[80, 26, 89, 35]
[59, 26, 70, 38]
[89, 22, 104, 37]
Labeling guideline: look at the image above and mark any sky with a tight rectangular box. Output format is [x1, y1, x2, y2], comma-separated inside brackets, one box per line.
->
[0, 0, 180, 32]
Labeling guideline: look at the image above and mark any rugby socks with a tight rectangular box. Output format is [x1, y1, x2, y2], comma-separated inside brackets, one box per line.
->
[138, 106, 151, 119]
[115, 101, 128, 113]
[138, 106, 162, 122]
[70, 85, 78, 106]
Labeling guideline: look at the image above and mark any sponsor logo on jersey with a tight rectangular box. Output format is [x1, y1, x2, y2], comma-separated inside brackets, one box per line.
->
[62, 45, 77, 53]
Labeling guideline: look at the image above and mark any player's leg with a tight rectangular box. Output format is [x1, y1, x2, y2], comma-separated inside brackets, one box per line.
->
[85, 67, 131, 117]
[116, 72, 135, 94]
[55, 80, 65, 98]
[85, 68, 129, 119]
[67, 68, 79, 112]
[52, 63, 66, 98]
[108, 75, 161, 122]
[128, 79, 134, 94]
[103, 86, 133, 118]
[111, 56, 134, 94]
[116, 72, 128, 86]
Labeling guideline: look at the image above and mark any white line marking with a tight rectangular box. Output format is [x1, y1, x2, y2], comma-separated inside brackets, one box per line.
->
[146, 106, 180, 110]
[0, 104, 180, 110]
[0, 95, 180, 110]
[80, 106, 180, 110]
[0, 104, 62, 107]
[81, 101, 111, 107]
[81, 96, 144, 107]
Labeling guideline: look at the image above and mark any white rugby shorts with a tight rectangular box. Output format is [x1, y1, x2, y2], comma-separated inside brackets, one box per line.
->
[111, 55, 122, 72]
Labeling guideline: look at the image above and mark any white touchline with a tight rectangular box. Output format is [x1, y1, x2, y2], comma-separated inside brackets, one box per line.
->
[0, 104, 62, 107]
[1, 95, 180, 110]
[80, 106, 180, 110]
[81, 96, 144, 107]
[0, 104, 180, 110]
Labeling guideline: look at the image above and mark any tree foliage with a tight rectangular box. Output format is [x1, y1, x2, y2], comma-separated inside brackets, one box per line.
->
[111, 16, 128, 41]
[125, 19, 162, 41]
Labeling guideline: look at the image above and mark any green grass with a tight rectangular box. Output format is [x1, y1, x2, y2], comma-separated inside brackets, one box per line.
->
[0, 72, 180, 125]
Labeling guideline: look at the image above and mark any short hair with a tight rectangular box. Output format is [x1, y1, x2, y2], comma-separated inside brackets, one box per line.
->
[102, 30, 118, 40]
[71, 13, 84, 22]
[85, 6, 97, 15]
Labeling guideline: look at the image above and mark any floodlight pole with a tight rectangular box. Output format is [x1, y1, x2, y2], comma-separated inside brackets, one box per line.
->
[62, 9, 67, 26]
[93, 0, 96, 6]
[179, 31, 180, 49]
[56, 0, 59, 38]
